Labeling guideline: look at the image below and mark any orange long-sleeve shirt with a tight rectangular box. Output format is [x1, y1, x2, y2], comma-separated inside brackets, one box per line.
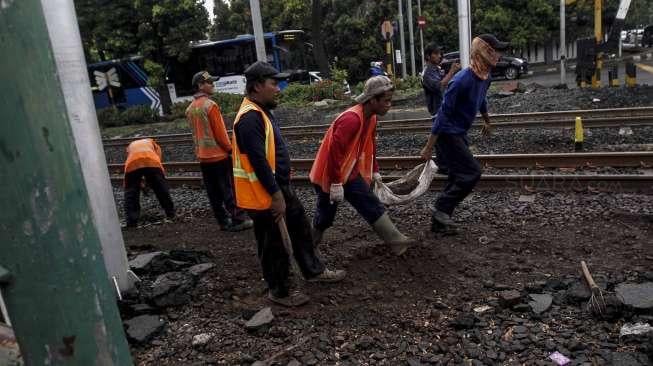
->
[186, 93, 232, 163]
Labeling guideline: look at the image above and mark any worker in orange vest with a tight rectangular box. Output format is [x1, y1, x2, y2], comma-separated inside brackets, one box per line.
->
[232, 61, 346, 307]
[123, 138, 175, 227]
[310, 76, 414, 256]
[186, 70, 253, 232]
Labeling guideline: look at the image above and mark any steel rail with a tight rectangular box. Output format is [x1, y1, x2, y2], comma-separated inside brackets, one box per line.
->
[102, 106, 653, 147]
[109, 174, 653, 192]
[107, 152, 653, 174]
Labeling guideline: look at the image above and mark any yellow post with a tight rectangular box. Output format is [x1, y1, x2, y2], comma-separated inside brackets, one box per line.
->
[574, 117, 584, 151]
[592, 0, 602, 88]
[625, 62, 637, 87]
[386, 41, 393, 76]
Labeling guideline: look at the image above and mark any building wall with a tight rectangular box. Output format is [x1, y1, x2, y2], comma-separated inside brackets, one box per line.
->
[521, 40, 578, 64]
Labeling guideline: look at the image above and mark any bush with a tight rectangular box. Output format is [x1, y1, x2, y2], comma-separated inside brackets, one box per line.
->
[211, 92, 243, 116]
[169, 102, 190, 121]
[394, 75, 423, 91]
[96, 105, 156, 127]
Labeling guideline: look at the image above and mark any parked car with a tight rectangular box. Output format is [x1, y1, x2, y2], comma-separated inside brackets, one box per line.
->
[440, 51, 529, 80]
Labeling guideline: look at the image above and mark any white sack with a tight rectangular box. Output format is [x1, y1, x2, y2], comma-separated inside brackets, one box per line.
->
[373, 160, 438, 205]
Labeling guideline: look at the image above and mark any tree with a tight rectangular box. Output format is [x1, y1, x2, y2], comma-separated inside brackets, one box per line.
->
[75, 0, 139, 62]
[133, 0, 209, 113]
[76, 0, 209, 114]
[311, 0, 330, 76]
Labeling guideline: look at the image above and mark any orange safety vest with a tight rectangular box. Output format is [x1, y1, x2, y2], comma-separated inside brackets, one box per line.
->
[231, 98, 276, 210]
[309, 104, 377, 193]
[124, 138, 164, 174]
[186, 95, 229, 162]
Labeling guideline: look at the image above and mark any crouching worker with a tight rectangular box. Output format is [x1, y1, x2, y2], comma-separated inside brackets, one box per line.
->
[310, 76, 413, 256]
[123, 138, 175, 227]
[232, 61, 346, 307]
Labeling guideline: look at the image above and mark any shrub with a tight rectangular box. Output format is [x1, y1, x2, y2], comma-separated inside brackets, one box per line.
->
[96, 105, 156, 127]
[394, 75, 423, 91]
[211, 92, 243, 116]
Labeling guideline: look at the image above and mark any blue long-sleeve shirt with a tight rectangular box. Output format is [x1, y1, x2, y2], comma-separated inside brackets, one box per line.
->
[431, 67, 491, 135]
[421, 63, 444, 116]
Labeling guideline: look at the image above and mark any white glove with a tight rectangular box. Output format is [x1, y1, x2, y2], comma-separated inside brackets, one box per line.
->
[329, 183, 344, 203]
[373, 172, 382, 183]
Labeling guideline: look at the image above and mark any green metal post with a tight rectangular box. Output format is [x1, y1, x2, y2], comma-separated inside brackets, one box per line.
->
[0, 1, 133, 365]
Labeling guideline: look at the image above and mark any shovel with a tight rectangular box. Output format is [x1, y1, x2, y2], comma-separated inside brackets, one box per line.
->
[278, 217, 305, 280]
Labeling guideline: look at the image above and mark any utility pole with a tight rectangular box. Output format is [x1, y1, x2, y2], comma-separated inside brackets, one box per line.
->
[560, 0, 567, 85]
[0, 0, 132, 364]
[398, 0, 407, 78]
[249, 0, 267, 62]
[42, 0, 132, 294]
[418, 0, 425, 72]
[406, 0, 416, 76]
[592, 0, 602, 88]
[457, 0, 472, 68]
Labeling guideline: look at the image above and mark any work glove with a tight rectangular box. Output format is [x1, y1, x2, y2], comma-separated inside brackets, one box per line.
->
[270, 190, 286, 223]
[329, 183, 344, 203]
[373, 172, 382, 183]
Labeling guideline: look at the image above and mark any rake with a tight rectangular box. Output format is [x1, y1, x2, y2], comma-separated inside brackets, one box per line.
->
[580, 261, 606, 316]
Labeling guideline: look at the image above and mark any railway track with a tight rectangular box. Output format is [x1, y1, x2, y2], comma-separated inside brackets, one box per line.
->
[107, 151, 653, 174]
[102, 106, 653, 147]
[108, 151, 653, 192]
[109, 174, 653, 193]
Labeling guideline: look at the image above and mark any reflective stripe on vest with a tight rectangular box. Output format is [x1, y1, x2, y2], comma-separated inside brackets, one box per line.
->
[186, 97, 223, 159]
[231, 98, 276, 210]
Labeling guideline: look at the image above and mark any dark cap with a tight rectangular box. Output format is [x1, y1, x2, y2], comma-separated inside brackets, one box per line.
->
[478, 34, 509, 51]
[192, 71, 218, 86]
[244, 61, 289, 82]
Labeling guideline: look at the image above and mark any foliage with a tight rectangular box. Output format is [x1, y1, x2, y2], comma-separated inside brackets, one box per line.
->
[143, 60, 165, 90]
[329, 63, 349, 85]
[96, 105, 156, 127]
[278, 81, 347, 106]
[211, 93, 244, 116]
[394, 75, 422, 91]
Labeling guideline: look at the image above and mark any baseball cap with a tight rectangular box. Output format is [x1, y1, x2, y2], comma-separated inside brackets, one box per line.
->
[478, 34, 509, 51]
[355, 76, 394, 104]
[192, 71, 218, 86]
[244, 61, 289, 82]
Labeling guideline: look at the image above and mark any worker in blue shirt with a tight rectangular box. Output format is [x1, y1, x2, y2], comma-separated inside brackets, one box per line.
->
[419, 34, 509, 233]
[422, 43, 460, 174]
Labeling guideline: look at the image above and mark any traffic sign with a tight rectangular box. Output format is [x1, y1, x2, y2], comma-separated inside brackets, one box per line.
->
[417, 16, 426, 29]
[381, 20, 394, 40]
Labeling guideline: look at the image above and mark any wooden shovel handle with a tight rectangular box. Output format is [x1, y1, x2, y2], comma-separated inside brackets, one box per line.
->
[581, 260, 599, 289]
[278, 217, 292, 254]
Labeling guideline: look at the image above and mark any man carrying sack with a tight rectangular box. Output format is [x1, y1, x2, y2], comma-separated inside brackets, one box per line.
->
[420, 34, 508, 233]
[310, 76, 414, 256]
[232, 61, 346, 307]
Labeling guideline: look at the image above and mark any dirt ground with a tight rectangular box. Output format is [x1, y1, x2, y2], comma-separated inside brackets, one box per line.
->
[121, 188, 653, 365]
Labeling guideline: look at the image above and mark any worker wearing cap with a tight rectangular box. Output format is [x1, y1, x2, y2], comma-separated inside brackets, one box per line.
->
[310, 76, 414, 256]
[123, 138, 175, 227]
[232, 61, 346, 307]
[186, 71, 253, 232]
[420, 34, 509, 232]
[422, 43, 461, 175]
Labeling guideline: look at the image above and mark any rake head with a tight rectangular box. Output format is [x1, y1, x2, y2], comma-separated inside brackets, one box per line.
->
[587, 287, 607, 316]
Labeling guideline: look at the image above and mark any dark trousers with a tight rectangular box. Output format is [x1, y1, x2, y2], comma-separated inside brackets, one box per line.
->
[248, 184, 325, 297]
[433, 134, 481, 215]
[313, 175, 386, 231]
[200, 159, 246, 225]
[124, 167, 175, 226]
